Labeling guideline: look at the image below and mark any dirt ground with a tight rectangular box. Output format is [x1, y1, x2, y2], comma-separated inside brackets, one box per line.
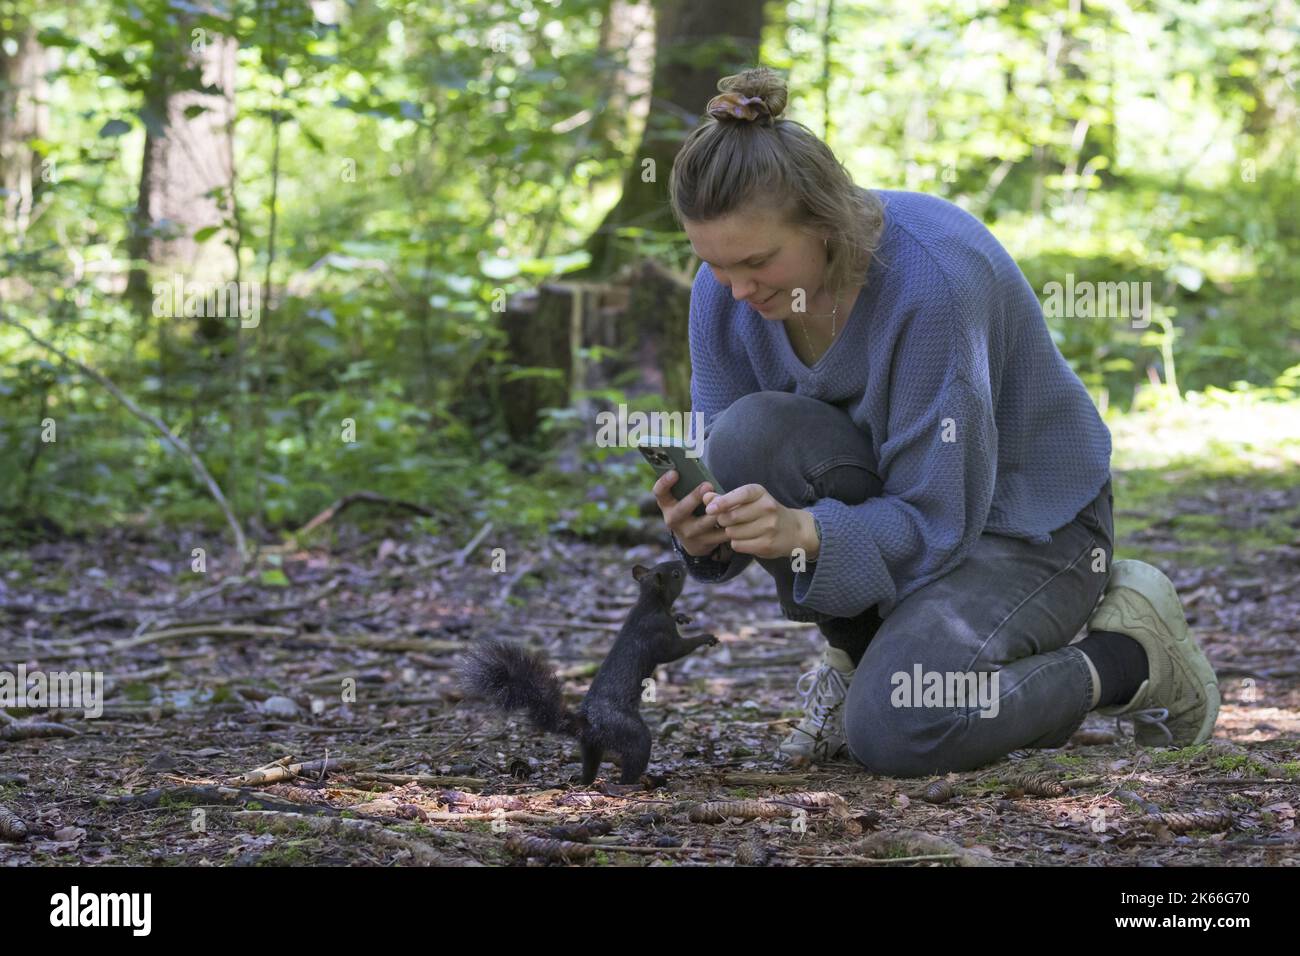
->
[1, 474, 1297, 867]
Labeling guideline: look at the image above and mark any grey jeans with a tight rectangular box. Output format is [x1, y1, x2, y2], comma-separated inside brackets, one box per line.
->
[702, 390, 1113, 777]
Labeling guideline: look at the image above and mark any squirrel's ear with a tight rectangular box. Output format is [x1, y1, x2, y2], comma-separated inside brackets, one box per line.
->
[632, 564, 650, 581]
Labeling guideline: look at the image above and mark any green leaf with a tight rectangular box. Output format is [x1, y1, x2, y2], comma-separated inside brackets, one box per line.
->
[36, 27, 80, 48]
[298, 125, 326, 151]
[98, 119, 132, 138]
[503, 367, 564, 383]
[193, 226, 220, 242]
[260, 568, 290, 587]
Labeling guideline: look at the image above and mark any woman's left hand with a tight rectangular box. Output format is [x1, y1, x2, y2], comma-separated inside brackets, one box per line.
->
[705, 483, 816, 561]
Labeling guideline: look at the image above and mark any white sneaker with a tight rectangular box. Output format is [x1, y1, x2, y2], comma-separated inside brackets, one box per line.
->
[776, 647, 856, 766]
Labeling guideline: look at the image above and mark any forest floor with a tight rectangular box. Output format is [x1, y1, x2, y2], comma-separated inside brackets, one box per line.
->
[2, 408, 1298, 867]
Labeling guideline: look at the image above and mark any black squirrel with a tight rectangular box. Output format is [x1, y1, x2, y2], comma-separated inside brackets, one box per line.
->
[457, 558, 718, 785]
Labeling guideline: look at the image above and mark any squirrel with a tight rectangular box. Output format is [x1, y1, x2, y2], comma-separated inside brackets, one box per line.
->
[457, 558, 718, 785]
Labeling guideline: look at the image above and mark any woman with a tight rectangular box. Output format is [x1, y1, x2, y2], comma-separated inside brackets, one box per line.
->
[651, 67, 1220, 775]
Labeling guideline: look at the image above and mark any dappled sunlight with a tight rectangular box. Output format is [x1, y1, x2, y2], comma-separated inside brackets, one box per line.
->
[1109, 385, 1300, 474]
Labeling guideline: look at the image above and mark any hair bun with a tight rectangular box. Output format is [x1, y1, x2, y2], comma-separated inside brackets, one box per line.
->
[708, 67, 788, 123]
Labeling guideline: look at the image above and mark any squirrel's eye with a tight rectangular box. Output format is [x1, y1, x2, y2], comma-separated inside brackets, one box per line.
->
[672, 570, 681, 578]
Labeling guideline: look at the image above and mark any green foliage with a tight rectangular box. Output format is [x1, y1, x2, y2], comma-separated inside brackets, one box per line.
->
[1, 0, 1297, 542]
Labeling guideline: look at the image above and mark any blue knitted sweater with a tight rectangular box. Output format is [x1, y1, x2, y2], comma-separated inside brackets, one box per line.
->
[670, 188, 1112, 620]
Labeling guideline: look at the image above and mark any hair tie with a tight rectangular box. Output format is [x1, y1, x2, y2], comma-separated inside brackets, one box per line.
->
[706, 91, 772, 123]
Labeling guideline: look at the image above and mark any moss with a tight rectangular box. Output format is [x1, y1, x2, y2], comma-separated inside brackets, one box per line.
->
[1211, 754, 1249, 772]
[1150, 744, 1210, 766]
[255, 840, 315, 865]
[1113, 467, 1300, 571]
[40, 574, 72, 595]
[122, 682, 157, 702]
[1051, 754, 1087, 767]
[0, 550, 35, 575]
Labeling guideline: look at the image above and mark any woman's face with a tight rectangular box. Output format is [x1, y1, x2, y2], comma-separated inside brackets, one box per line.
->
[683, 205, 828, 321]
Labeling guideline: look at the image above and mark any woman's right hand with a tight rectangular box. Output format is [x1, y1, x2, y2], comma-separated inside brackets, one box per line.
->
[653, 469, 732, 559]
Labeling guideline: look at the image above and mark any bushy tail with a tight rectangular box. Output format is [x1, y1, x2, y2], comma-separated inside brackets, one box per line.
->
[457, 639, 583, 738]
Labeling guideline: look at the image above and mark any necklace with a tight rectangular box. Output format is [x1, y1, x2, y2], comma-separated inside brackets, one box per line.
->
[797, 291, 841, 363]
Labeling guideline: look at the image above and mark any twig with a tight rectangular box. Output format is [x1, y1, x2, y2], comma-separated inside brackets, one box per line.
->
[351, 773, 488, 789]
[102, 785, 338, 815]
[426, 521, 494, 569]
[229, 810, 485, 864]
[111, 623, 295, 651]
[492, 558, 539, 610]
[0, 310, 247, 561]
[0, 720, 78, 740]
[168, 579, 340, 625]
[801, 852, 961, 865]
[584, 840, 730, 856]
[526, 618, 623, 633]
[226, 757, 354, 788]
[175, 574, 252, 610]
[292, 492, 435, 541]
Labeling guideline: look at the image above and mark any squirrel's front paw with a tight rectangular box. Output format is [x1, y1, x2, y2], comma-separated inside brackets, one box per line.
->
[674, 612, 693, 626]
[704, 634, 719, 646]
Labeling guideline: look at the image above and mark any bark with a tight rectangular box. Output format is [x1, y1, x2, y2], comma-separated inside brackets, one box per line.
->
[124, 23, 238, 341]
[0, 22, 48, 239]
[578, 0, 766, 279]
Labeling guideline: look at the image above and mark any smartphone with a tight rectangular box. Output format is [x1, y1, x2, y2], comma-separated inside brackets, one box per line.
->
[638, 438, 725, 519]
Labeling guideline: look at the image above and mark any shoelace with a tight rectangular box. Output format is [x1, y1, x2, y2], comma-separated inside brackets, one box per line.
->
[794, 664, 850, 738]
[1114, 706, 1172, 745]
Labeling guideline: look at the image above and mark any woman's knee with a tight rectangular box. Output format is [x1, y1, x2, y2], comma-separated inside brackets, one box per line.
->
[845, 686, 944, 777]
[705, 391, 878, 497]
[707, 392, 804, 453]
[843, 663, 988, 777]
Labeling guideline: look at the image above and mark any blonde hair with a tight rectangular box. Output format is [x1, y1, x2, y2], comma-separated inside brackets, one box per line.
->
[669, 67, 885, 298]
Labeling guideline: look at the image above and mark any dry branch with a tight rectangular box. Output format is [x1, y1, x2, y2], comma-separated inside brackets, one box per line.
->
[0, 310, 248, 560]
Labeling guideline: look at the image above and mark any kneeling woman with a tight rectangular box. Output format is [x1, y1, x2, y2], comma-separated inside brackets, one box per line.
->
[651, 67, 1220, 775]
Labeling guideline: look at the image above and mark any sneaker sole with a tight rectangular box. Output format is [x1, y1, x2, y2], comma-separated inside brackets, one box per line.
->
[776, 735, 848, 761]
[1093, 559, 1221, 745]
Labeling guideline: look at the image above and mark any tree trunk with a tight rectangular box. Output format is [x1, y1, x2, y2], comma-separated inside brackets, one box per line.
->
[476, 0, 764, 452]
[0, 22, 48, 240]
[577, 0, 766, 280]
[125, 25, 238, 339]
